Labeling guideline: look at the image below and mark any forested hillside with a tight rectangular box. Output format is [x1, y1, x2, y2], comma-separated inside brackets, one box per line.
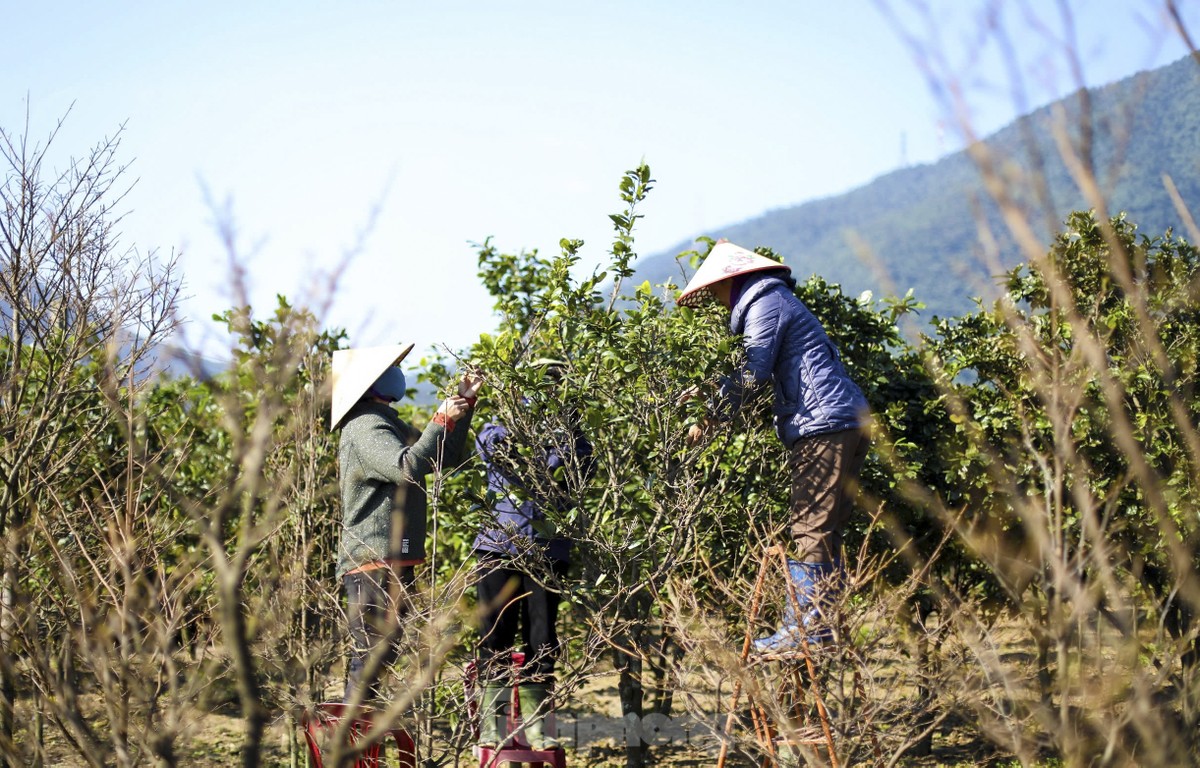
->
[634, 54, 1200, 321]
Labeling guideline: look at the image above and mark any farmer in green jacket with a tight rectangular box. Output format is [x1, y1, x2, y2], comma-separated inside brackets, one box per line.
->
[330, 343, 483, 704]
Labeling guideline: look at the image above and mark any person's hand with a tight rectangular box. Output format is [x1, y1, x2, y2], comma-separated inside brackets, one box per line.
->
[438, 396, 471, 422]
[677, 384, 701, 405]
[685, 420, 712, 447]
[458, 371, 484, 399]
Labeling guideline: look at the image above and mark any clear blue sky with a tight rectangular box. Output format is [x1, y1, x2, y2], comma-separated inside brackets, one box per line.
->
[4, 1, 1196, 359]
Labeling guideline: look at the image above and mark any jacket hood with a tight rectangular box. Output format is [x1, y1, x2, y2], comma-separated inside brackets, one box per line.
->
[729, 272, 797, 333]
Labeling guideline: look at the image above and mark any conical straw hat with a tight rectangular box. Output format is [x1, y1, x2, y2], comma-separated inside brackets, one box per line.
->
[676, 242, 791, 306]
[330, 343, 415, 431]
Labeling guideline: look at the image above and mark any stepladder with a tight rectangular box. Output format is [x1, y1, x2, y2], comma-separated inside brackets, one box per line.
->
[716, 545, 879, 768]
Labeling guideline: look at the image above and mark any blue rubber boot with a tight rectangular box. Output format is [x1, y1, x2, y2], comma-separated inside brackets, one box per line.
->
[752, 560, 841, 655]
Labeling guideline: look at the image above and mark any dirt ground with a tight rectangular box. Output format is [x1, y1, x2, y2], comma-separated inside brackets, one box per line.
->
[19, 668, 1016, 768]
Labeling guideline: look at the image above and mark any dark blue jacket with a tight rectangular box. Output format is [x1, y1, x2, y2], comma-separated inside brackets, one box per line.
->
[717, 272, 868, 446]
[472, 421, 594, 562]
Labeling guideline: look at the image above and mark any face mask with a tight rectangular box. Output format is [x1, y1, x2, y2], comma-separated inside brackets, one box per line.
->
[369, 366, 407, 403]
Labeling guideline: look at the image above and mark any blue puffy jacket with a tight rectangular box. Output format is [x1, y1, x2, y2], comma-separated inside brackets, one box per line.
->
[716, 272, 868, 446]
[472, 421, 594, 562]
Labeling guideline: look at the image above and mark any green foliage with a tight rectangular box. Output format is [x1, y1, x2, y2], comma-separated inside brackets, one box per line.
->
[454, 165, 964, 760]
[459, 165, 1200, 760]
[927, 211, 1200, 585]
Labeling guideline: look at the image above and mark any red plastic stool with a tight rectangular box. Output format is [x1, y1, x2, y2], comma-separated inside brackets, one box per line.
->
[301, 702, 416, 768]
[476, 744, 566, 768]
[465, 653, 567, 768]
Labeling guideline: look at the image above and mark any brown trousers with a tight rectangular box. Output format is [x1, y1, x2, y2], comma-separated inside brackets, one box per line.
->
[788, 428, 869, 564]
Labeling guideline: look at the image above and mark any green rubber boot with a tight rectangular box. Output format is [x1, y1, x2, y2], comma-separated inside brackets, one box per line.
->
[517, 683, 559, 750]
[478, 685, 509, 748]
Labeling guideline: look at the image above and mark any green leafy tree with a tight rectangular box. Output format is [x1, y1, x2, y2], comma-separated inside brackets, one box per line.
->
[461, 165, 959, 767]
[924, 210, 1200, 762]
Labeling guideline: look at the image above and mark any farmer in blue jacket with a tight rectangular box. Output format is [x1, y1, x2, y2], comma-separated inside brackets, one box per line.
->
[472, 361, 593, 750]
[677, 241, 870, 653]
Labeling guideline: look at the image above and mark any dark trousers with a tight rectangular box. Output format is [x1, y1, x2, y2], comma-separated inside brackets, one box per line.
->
[343, 565, 415, 704]
[475, 554, 569, 685]
[788, 428, 870, 564]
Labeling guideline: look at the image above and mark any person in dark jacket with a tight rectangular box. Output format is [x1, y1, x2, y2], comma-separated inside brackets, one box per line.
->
[330, 343, 481, 704]
[472, 361, 593, 750]
[677, 242, 870, 654]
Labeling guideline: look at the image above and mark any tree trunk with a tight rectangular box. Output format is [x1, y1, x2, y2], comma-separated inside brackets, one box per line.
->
[616, 647, 645, 768]
[0, 537, 17, 768]
[615, 601, 648, 768]
[911, 599, 936, 757]
[32, 691, 44, 768]
[219, 575, 268, 768]
[648, 627, 680, 716]
[288, 711, 299, 768]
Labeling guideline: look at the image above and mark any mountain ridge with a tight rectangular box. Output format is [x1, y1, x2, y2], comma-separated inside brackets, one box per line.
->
[631, 55, 1200, 323]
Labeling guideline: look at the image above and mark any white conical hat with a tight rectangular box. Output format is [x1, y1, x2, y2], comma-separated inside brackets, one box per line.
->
[676, 242, 791, 306]
[330, 343, 415, 431]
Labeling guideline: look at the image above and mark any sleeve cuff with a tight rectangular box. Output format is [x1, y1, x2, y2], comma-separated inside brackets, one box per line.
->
[433, 412, 456, 432]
